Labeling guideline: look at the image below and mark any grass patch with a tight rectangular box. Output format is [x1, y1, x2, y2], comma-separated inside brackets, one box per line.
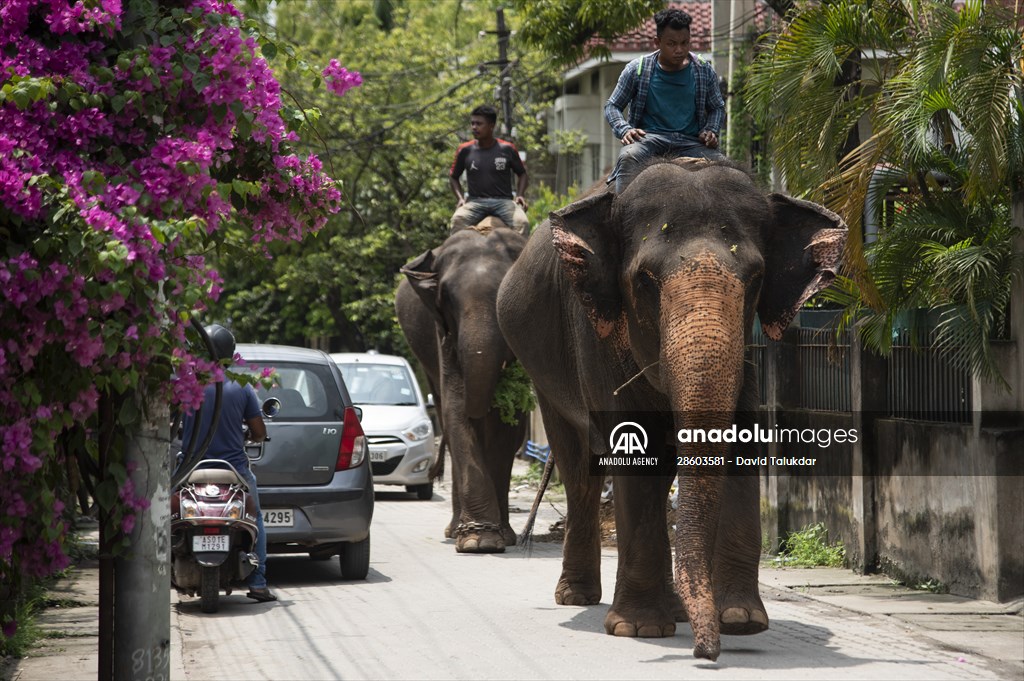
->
[910, 578, 948, 594]
[0, 580, 49, 658]
[775, 522, 845, 568]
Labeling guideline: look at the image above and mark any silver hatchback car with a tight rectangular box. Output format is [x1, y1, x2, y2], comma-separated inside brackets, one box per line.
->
[332, 352, 436, 500]
[237, 344, 374, 578]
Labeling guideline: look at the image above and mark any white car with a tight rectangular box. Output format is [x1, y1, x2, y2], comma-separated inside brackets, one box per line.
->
[331, 352, 437, 500]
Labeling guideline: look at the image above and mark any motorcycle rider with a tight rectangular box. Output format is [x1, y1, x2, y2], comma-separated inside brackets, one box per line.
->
[180, 324, 276, 603]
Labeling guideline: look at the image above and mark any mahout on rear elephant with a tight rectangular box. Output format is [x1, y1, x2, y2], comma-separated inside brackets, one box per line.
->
[396, 222, 529, 553]
[496, 158, 846, 659]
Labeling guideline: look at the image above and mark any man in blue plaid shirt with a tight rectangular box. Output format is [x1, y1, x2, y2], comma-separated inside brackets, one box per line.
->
[604, 8, 726, 193]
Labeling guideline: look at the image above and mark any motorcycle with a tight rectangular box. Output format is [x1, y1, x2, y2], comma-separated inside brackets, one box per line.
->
[170, 397, 280, 613]
[170, 457, 260, 613]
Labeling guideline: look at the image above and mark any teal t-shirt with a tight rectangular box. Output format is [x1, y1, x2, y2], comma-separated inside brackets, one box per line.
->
[639, 61, 699, 136]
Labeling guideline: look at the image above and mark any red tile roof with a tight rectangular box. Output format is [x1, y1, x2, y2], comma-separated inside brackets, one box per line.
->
[600, 1, 774, 54]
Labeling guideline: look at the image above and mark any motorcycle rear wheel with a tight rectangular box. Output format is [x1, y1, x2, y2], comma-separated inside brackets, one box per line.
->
[200, 566, 220, 613]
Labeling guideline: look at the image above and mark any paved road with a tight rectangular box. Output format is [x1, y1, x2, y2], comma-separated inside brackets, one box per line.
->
[168, 479, 1020, 681]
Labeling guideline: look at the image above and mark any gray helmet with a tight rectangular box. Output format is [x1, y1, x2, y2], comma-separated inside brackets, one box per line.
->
[203, 324, 236, 362]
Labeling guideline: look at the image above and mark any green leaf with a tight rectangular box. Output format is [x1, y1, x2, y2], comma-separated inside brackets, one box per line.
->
[118, 397, 138, 424]
[111, 94, 125, 113]
[192, 72, 210, 94]
[95, 480, 118, 510]
[182, 52, 200, 74]
[261, 41, 277, 60]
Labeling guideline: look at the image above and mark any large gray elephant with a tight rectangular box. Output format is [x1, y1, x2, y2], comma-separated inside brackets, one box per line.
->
[496, 158, 846, 660]
[396, 223, 529, 553]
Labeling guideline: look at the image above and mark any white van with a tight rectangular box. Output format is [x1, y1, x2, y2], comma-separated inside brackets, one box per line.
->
[331, 352, 437, 500]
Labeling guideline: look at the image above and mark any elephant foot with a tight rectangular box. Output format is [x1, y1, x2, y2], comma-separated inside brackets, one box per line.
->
[444, 523, 453, 539]
[500, 523, 517, 548]
[670, 591, 689, 622]
[717, 587, 769, 635]
[554, 576, 601, 606]
[454, 523, 505, 553]
[604, 601, 677, 638]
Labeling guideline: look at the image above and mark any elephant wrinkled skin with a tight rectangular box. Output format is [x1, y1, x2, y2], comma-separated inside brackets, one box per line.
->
[496, 159, 846, 660]
[396, 225, 529, 553]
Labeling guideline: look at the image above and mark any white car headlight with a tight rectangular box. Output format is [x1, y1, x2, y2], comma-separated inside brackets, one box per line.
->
[402, 420, 432, 442]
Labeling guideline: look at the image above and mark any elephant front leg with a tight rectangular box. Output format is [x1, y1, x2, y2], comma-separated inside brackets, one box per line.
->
[555, 471, 603, 606]
[542, 401, 603, 606]
[604, 474, 678, 637]
[483, 412, 526, 548]
[449, 421, 507, 554]
[713, 472, 768, 635]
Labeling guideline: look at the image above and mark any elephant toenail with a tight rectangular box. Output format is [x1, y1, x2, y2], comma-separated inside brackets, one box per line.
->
[720, 607, 748, 624]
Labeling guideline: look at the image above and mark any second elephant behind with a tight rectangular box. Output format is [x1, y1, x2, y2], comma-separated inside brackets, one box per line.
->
[396, 225, 529, 553]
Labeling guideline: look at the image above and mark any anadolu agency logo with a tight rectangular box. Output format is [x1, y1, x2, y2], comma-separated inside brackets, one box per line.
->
[594, 419, 671, 475]
[609, 421, 649, 455]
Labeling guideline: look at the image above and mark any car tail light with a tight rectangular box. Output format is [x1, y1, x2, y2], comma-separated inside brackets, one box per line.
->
[336, 406, 367, 470]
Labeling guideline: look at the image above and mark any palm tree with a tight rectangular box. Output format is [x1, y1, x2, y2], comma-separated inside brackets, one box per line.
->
[746, 0, 1024, 385]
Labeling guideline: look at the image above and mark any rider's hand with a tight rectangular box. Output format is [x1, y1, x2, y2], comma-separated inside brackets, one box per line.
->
[515, 195, 528, 210]
[699, 130, 719, 149]
[621, 128, 646, 145]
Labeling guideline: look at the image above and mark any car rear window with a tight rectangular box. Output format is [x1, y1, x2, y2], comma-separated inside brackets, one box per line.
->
[240, 361, 344, 421]
[338, 363, 417, 406]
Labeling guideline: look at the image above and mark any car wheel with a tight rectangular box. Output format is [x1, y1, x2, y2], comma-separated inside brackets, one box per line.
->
[200, 566, 220, 613]
[407, 481, 434, 500]
[339, 535, 370, 580]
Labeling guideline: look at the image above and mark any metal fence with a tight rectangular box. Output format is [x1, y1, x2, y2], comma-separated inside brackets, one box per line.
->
[798, 326, 852, 412]
[749, 322, 767, 406]
[749, 319, 972, 422]
[888, 329, 972, 422]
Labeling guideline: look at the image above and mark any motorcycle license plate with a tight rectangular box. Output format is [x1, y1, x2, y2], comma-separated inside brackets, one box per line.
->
[263, 509, 293, 527]
[193, 535, 229, 552]
[369, 449, 387, 462]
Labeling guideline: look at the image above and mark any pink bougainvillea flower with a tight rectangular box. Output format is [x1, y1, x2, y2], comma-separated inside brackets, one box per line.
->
[322, 59, 362, 97]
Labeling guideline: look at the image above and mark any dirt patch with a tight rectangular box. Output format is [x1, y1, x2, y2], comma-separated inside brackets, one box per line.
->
[525, 499, 619, 547]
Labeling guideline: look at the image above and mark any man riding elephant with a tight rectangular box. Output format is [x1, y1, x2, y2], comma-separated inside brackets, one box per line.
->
[449, 104, 530, 235]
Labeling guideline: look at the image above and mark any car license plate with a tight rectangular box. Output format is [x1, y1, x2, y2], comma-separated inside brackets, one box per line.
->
[192, 535, 229, 552]
[369, 449, 387, 462]
[263, 509, 293, 527]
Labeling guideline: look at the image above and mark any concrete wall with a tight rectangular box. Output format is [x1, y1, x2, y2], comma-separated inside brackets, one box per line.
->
[759, 318, 1024, 602]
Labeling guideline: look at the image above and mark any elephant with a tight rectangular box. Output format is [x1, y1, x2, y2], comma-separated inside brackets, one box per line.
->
[496, 158, 846, 660]
[396, 222, 529, 553]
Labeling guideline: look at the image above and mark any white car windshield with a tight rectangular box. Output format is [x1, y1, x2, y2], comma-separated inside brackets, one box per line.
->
[339, 363, 418, 406]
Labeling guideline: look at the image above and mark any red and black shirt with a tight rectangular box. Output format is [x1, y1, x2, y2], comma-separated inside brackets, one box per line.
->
[450, 139, 526, 200]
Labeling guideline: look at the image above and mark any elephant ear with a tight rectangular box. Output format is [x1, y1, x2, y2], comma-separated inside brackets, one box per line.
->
[759, 194, 848, 341]
[401, 248, 447, 333]
[550, 190, 621, 339]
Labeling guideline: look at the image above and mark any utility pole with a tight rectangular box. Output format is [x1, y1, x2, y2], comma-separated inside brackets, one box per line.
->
[482, 8, 514, 139]
[112, 391, 172, 680]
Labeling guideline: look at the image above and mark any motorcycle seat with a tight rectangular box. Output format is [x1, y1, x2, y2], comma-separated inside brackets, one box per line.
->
[188, 468, 246, 487]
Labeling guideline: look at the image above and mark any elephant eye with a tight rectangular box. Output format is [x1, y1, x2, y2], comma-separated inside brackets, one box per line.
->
[637, 269, 657, 289]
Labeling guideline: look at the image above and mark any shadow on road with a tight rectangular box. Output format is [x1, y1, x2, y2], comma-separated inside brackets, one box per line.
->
[265, 554, 393, 586]
[554, 607, 942, 672]
[374, 489, 448, 503]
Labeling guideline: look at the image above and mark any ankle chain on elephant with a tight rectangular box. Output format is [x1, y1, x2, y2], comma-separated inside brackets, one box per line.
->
[455, 521, 503, 536]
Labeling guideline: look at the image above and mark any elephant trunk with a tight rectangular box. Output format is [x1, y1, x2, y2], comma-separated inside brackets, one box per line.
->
[660, 252, 746, 661]
[459, 322, 509, 420]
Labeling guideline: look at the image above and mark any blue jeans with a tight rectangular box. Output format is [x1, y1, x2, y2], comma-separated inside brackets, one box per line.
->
[235, 465, 268, 590]
[450, 197, 529, 234]
[608, 132, 727, 193]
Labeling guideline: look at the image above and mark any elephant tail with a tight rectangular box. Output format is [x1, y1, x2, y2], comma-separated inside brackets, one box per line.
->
[517, 449, 555, 554]
[429, 433, 446, 482]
